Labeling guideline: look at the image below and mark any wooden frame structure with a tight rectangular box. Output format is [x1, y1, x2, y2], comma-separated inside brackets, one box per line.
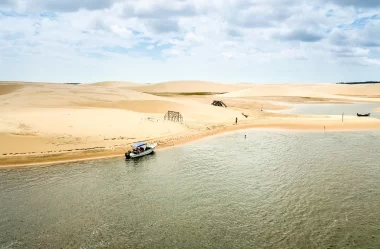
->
[211, 100, 227, 107]
[164, 111, 183, 123]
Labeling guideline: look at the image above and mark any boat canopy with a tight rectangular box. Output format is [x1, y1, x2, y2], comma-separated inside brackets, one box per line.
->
[131, 142, 147, 148]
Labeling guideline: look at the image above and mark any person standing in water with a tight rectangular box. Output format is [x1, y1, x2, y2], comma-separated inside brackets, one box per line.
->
[235, 117, 238, 125]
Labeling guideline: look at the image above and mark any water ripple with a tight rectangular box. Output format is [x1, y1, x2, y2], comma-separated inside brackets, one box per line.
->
[1, 130, 380, 249]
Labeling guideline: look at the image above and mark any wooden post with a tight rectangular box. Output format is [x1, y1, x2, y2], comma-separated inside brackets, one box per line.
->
[165, 111, 183, 123]
[342, 112, 344, 122]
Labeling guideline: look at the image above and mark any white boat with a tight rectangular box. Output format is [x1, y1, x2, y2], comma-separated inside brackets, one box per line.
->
[125, 141, 158, 159]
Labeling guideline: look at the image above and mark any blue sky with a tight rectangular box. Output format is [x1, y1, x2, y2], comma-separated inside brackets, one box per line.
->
[0, 0, 380, 83]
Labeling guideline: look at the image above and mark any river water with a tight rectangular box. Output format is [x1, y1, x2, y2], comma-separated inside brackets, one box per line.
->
[1, 130, 380, 249]
[279, 102, 380, 119]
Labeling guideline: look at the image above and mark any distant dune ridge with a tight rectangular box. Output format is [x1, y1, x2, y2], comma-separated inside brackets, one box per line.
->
[90, 81, 142, 87]
[220, 83, 380, 99]
[128, 80, 251, 93]
[1, 80, 380, 167]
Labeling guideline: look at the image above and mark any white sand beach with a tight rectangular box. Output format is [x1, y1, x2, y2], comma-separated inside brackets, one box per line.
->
[1, 81, 379, 167]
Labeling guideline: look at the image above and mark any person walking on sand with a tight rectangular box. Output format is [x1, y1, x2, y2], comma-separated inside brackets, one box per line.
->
[235, 117, 238, 125]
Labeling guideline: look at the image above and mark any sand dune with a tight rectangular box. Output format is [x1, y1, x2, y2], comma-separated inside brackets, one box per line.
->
[1, 80, 379, 167]
[89, 81, 142, 88]
[0, 84, 24, 96]
[220, 84, 380, 103]
[220, 83, 380, 97]
[130, 80, 251, 93]
[1, 82, 164, 108]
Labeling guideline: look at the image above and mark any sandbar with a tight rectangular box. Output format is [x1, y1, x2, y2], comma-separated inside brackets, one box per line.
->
[1, 81, 379, 167]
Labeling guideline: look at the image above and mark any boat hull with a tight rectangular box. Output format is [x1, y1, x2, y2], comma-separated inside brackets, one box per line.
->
[125, 143, 157, 159]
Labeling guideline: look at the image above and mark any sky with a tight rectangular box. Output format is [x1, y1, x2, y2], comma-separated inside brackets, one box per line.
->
[0, 0, 380, 83]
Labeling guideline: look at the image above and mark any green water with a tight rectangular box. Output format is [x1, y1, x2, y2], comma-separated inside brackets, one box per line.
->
[1, 130, 380, 249]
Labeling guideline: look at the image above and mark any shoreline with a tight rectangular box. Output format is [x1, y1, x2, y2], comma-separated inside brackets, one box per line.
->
[1, 118, 380, 168]
[2, 81, 380, 168]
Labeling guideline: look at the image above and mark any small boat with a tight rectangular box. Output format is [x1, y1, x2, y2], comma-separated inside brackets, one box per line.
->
[357, 113, 370, 117]
[125, 141, 157, 159]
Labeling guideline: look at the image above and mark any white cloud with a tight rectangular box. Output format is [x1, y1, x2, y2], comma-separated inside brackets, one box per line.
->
[124, 0, 198, 18]
[1, 0, 380, 83]
[324, 0, 380, 8]
[331, 47, 369, 58]
[273, 29, 324, 42]
[110, 25, 132, 37]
